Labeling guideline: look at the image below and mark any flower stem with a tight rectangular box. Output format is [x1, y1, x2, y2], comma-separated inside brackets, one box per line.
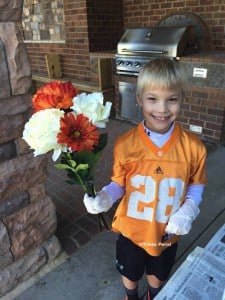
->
[84, 181, 96, 197]
[62, 152, 110, 231]
[98, 213, 110, 232]
[63, 152, 88, 191]
[84, 181, 110, 231]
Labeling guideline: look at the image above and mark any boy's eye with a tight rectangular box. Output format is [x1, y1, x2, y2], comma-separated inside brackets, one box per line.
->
[169, 97, 178, 102]
[144, 96, 156, 101]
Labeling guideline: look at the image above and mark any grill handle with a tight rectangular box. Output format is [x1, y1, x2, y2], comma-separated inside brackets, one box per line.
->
[121, 49, 168, 55]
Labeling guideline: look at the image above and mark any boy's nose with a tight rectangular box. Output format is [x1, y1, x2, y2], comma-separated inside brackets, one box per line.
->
[156, 100, 167, 112]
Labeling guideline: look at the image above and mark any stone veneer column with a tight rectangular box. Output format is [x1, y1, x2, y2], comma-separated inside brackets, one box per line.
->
[0, 0, 61, 296]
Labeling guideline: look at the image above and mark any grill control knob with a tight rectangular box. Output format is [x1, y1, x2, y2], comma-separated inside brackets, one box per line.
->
[134, 62, 141, 67]
[126, 61, 132, 66]
[116, 60, 124, 66]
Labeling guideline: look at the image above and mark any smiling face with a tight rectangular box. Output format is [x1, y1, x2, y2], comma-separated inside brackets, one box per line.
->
[136, 58, 187, 133]
[137, 87, 182, 133]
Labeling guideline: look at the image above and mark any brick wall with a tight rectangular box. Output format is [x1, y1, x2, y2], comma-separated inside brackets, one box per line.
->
[25, 0, 91, 81]
[87, 0, 123, 52]
[178, 85, 225, 145]
[175, 59, 225, 145]
[24, 0, 123, 82]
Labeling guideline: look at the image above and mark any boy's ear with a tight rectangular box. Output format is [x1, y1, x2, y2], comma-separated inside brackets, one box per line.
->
[136, 95, 142, 107]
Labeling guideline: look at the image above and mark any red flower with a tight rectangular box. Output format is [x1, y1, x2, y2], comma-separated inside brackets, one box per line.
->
[32, 81, 79, 113]
[57, 113, 99, 151]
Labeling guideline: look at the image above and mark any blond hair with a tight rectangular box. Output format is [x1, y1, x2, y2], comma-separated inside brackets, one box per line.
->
[136, 58, 187, 96]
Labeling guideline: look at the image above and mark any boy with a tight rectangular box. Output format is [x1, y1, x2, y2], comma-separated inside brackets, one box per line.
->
[84, 58, 207, 300]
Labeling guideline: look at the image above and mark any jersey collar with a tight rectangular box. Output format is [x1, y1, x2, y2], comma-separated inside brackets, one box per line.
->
[138, 122, 181, 157]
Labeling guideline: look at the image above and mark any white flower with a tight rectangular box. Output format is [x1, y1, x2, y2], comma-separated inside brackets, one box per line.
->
[22, 108, 65, 161]
[71, 92, 112, 128]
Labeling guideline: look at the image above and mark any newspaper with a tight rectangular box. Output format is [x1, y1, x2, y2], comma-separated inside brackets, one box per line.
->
[205, 223, 225, 262]
[155, 245, 225, 300]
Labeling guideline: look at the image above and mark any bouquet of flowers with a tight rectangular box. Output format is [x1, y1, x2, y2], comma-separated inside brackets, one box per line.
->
[23, 80, 112, 231]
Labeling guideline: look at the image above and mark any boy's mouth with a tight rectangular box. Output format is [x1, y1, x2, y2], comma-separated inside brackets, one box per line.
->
[151, 114, 170, 121]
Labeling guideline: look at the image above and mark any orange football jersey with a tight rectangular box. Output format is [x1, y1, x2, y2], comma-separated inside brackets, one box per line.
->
[111, 123, 207, 256]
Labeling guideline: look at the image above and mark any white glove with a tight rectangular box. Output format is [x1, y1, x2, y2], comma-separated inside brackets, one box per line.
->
[83, 190, 113, 214]
[165, 199, 200, 235]
[83, 194, 99, 214]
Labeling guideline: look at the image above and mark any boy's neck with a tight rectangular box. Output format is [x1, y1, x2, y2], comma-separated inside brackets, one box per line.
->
[143, 120, 175, 137]
[142, 121, 175, 148]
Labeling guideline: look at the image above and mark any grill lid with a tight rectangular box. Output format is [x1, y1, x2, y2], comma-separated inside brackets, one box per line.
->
[117, 26, 196, 58]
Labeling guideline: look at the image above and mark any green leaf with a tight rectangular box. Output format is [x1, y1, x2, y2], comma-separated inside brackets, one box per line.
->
[72, 151, 97, 168]
[76, 167, 90, 181]
[54, 163, 73, 170]
[68, 160, 77, 168]
[93, 133, 108, 153]
[75, 163, 89, 172]
[58, 133, 108, 185]
[93, 149, 104, 162]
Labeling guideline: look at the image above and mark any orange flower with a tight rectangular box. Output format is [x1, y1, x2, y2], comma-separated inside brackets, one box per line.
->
[57, 113, 99, 152]
[32, 81, 79, 113]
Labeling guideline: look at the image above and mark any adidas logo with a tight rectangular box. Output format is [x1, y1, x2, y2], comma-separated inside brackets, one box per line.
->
[154, 166, 163, 174]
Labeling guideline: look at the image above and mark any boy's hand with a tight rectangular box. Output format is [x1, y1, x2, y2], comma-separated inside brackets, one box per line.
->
[165, 199, 200, 235]
[83, 194, 99, 214]
[83, 190, 113, 214]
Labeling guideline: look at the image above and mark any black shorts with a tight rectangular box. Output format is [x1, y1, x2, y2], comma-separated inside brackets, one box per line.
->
[116, 234, 177, 282]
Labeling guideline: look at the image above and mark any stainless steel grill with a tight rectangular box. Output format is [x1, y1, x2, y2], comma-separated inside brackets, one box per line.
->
[116, 26, 197, 76]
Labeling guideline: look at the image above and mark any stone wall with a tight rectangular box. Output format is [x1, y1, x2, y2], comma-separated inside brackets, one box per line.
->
[22, 0, 65, 41]
[0, 0, 61, 296]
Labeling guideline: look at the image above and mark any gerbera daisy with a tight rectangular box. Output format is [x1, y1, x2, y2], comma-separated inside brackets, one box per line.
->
[57, 113, 99, 152]
[32, 81, 79, 113]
